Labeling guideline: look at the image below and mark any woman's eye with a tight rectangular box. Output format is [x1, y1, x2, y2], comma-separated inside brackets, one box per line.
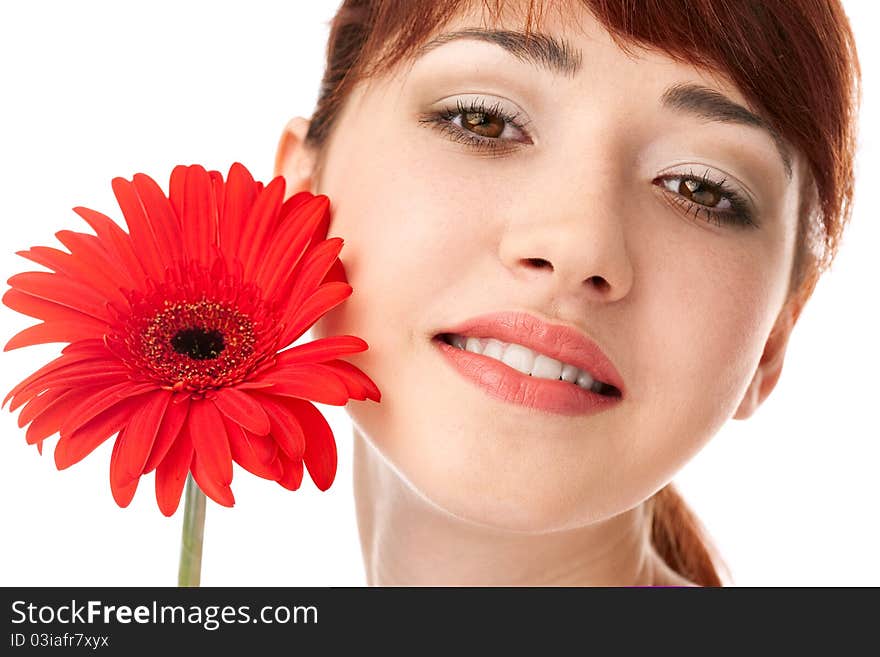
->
[418, 97, 532, 154]
[654, 169, 758, 229]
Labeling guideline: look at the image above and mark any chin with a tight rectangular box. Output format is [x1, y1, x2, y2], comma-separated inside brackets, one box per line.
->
[389, 447, 623, 534]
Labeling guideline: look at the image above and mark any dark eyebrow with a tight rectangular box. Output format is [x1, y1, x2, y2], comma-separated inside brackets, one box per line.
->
[417, 29, 792, 180]
[416, 28, 583, 77]
[661, 82, 793, 180]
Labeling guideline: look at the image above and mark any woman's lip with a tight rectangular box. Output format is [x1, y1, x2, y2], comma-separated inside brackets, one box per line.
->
[432, 336, 623, 416]
[434, 311, 625, 395]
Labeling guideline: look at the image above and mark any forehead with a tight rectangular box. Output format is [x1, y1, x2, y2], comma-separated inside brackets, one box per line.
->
[419, 0, 742, 100]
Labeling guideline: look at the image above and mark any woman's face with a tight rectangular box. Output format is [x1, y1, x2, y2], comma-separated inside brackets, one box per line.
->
[296, 2, 803, 531]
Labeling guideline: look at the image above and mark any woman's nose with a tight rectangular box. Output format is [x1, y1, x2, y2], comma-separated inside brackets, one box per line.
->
[497, 181, 635, 303]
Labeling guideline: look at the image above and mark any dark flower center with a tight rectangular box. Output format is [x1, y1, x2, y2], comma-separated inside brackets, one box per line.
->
[171, 327, 226, 360]
[106, 261, 286, 395]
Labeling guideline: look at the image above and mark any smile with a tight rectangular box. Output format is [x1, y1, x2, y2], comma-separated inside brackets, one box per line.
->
[431, 335, 623, 416]
[430, 310, 625, 416]
[438, 333, 620, 397]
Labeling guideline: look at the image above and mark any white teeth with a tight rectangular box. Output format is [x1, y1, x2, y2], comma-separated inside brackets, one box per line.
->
[445, 333, 605, 391]
[560, 363, 580, 383]
[482, 338, 506, 360]
[500, 343, 534, 375]
[465, 337, 483, 353]
[531, 354, 563, 380]
[576, 370, 595, 389]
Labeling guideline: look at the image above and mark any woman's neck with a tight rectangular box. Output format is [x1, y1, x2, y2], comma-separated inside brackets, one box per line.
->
[352, 429, 692, 587]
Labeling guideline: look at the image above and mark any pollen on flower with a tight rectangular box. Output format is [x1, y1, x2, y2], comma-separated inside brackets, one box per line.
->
[104, 261, 284, 395]
[131, 298, 258, 390]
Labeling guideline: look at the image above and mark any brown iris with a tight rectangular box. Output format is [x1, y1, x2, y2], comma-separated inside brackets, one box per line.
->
[679, 179, 721, 207]
[463, 111, 505, 138]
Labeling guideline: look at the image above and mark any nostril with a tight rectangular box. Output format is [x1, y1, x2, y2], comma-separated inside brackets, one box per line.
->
[525, 257, 552, 270]
[587, 275, 609, 292]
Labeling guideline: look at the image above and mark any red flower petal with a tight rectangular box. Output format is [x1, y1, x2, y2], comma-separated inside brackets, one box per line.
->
[131, 173, 185, 267]
[321, 257, 348, 285]
[278, 190, 316, 222]
[279, 281, 353, 347]
[54, 229, 134, 300]
[239, 177, 286, 275]
[252, 393, 306, 461]
[72, 205, 147, 288]
[168, 164, 186, 224]
[314, 362, 367, 401]
[277, 454, 304, 491]
[143, 394, 190, 473]
[112, 177, 168, 283]
[8, 363, 128, 412]
[259, 365, 350, 406]
[110, 427, 139, 508]
[4, 318, 111, 352]
[61, 337, 114, 355]
[181, 165, 219, 268]
[187, 400, 233, 485]
[254, 194, 330, 298]
[17, 387, 68, 428]
[218, 162, 258, 256]
[3, 287, 114, 326]
[60, 381, 152, 440]
[209, 170, 225, 221]
[191, 450, 235, 508]
[24, 387, 96, 446]
[320, 359, 382, 402]
[243, 427, 279, 470]
[222, 415, 282, 481]
[6, 271, 113, 323]
[114, 389, 172, 482]
[15, 244, 129, 309]
[155, 422, 194, 516]
[23, 366, 130, 397]
[3, 345, 112, 408]
[285, 237, 345, 310]
[274, 335, 369, 367]
[292, 399, 337, 491]
[55, 391, 151, 470]
[212, 387, 271, 436]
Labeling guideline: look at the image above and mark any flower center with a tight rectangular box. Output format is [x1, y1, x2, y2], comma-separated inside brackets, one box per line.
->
[171, 327, 226, 360]
[137, 298, 257, 390]
[104, 261, 286, 395]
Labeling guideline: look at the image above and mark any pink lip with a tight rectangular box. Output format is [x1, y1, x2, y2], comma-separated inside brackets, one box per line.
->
[432, 311, 625, 416]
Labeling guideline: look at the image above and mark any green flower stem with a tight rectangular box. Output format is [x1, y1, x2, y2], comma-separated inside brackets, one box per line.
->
[177, 473, 206, 587]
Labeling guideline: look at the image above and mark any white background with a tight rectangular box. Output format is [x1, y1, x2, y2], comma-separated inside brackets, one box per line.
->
[0, 1, 876, 587]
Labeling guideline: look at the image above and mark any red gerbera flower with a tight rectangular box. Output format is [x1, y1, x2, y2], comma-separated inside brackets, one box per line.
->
[2, 162, 380, 515]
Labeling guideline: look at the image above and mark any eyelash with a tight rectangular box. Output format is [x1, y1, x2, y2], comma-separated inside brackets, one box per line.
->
[418, 98, 531, 152]
[418, 98, 757, 229]
[656, 168, 757, 229]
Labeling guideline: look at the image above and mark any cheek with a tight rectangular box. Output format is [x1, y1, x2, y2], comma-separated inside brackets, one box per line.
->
[687, 276, 763, 379]
[633, 234, 785, 444]
[308, 159, 484, 429]
[311, 126, 504, 347]
[578, 234, 791, 520]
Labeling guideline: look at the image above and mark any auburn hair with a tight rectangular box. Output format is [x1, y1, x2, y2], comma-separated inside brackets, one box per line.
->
[301, 0, 862, 586]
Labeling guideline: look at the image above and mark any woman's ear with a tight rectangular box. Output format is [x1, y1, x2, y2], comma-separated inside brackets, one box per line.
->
[733, 299, 799, 420]
[274, 116, 318, 197]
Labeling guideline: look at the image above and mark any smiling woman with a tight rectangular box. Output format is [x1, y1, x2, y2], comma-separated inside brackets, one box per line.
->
[270, 0, 862, 586]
